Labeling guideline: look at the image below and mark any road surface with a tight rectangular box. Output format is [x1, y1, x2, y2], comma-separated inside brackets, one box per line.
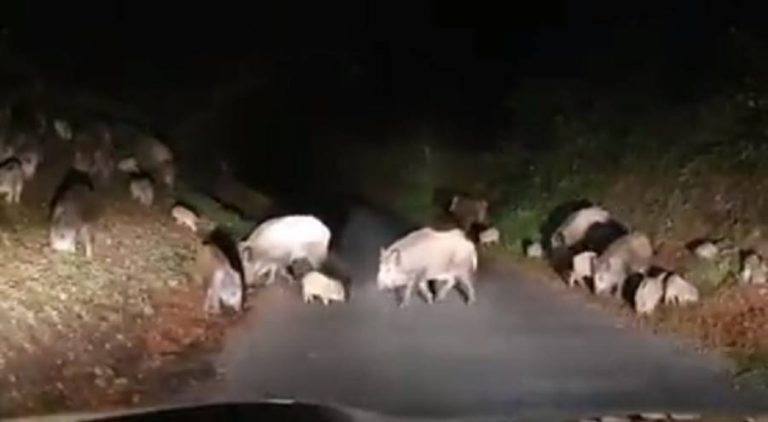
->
[177, 207, 768, 420]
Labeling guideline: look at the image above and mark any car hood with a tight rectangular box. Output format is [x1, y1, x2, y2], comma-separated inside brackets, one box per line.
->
[5, 399, 768, 422]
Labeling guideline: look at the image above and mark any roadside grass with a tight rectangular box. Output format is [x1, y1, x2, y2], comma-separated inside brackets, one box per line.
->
[732, 351, 768, 389]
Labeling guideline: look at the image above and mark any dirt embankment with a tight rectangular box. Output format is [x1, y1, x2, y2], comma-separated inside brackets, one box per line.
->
[0, 140, 246, 417]
[0, 193, 241, 417]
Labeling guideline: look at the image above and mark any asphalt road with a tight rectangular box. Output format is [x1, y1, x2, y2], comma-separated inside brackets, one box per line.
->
[177, 207, 768, 421]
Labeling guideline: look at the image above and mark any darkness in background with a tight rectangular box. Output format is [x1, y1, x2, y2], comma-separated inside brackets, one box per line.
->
[0, 1, 767, 197]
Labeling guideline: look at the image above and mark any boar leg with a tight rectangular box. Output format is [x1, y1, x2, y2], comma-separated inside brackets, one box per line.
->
[81, 227, 94, 259]
[204, 288, 221, 315]
[277, 266, 293, 283]
[417, 280, 433, 304]
[258, 264, 277, 285]
[436, 277, 458, 301]
[458, 276, 476, 305]
[204, 273, 222, 314]
[399, 280, 417, 308]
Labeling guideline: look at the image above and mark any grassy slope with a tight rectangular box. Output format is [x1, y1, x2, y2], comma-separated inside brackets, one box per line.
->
[0, 135, 268, 416]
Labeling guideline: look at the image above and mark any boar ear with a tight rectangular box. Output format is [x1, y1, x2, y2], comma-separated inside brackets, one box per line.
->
[240, 244, 253, 263]
[392, 248, 402, 265]
[449, 195, 459, 212]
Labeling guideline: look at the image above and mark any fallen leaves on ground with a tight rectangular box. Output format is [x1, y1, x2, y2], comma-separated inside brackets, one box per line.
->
[0, 195, 232, 417]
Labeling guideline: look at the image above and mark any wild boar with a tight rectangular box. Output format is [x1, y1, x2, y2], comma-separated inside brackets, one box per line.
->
[195, 242, 243, 315]
[448, 195, 488, 231]
[478, 226, 500, 246]
[593, 232, 653, 296]
[134, 136, 175, 189]
[73, 150, 94, 174]
[288, 257, 315, 280]
[550, 206, 611, 250]
[33, 112, 48, 136]
[301, 271, 346, 305]
[524, 240, 544, 258]
[135, 136, 173, 166]
[155, 159, 175, 190]
[72, 124, 114, 183]
[53, 119, 73, 141]
[377, 227, 478, 307]
[0, 158, 23, 204]
[171, 204, 198, 232]
[634, 272, 665, 315]
[18, 147, 42, 180]
[740, 251, 767, 285]
[569, 251, 596, 288]
[50, 184, 96, 258]
[691, 241, 719, 260]
[0, 141, 14, 162]
[663, 273, 699, 306]
[575, 218, 629, 255]
[238, 214, 331, 287]
[92, 147, 115, 185]
[117, 156, 140, 173]
[129, 176, 154, 206]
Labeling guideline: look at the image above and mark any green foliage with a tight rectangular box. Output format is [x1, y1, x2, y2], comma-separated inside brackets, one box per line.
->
[685, 254, 740, 295]
[731, 350, 768, 389]
[175, 183, 255, 240]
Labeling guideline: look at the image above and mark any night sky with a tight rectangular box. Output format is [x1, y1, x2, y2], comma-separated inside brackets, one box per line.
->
[0, 1, 766, 149]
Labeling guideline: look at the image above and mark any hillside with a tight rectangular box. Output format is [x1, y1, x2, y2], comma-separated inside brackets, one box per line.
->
[0, 129, 246, 417]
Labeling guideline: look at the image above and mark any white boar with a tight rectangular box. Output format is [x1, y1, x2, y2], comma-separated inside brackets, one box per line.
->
[569, 251, 596, 288]
[478, 226, 500, 246]
[635, 272, 665, 315]
[301, 271, 346, 305]
[172, 204, 198, 232]
[238, 214, 331, 286]
[525, 240, 544, 258]
[692, 241, 719, 260]
[550, 206, 611, 249]
[377, 227, 478, 306]
[593, 232, 653, 296]
[740, 251, 768, 285]
[663, 273, 699, 306]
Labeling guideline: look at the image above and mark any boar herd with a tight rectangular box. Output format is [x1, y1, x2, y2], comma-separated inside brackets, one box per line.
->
[0, 100, 493, 317]
[0, 104, 185, 290]
[199, 194, 496, 314]
[204, 199, 488, 314]
[540, 204, 700, 315]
